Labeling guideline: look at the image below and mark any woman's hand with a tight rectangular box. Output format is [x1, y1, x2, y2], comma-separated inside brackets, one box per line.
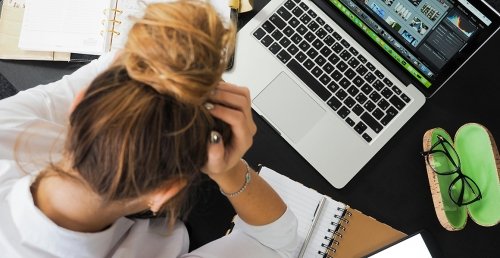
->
[201, 82, 257, 180]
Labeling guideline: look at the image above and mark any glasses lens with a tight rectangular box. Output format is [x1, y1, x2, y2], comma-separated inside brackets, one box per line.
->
[428, 138, 460, 174]
[449, 175, 482, 206]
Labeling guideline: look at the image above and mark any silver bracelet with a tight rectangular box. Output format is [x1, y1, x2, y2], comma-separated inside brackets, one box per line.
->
[219, 159, 251, 198]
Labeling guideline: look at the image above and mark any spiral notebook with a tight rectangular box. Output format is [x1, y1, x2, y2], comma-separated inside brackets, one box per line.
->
[16, 0, 231, 56]
[0, 0, 96, 61]
[258, 166, 406, 258]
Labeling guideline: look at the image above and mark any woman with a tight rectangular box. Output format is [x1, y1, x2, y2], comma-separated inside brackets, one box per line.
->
[0, 1, 298, 257]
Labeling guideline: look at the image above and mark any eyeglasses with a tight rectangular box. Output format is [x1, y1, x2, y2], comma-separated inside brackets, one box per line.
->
[421, 134, 482, 206]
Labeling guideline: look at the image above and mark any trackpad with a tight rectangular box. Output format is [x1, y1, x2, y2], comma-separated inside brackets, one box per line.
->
[254, 72, 325, 143]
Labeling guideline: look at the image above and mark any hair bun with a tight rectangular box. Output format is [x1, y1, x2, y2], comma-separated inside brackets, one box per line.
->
[121, 1, 235, 105]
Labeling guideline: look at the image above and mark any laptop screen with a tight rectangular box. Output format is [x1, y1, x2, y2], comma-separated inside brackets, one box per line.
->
[321, 0, 500, 96]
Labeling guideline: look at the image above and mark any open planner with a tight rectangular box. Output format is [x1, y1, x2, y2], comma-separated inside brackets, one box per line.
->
[259, 166, 406, 258]
[15, 0, 230, 56]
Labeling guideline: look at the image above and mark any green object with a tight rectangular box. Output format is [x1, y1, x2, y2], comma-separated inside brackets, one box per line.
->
[424, 124, 500, 230]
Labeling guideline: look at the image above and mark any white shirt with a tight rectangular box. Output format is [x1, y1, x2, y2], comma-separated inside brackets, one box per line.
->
[0, 52, 299, 258]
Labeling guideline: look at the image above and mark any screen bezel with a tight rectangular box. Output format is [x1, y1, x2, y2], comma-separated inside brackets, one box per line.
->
[320, 0, 500, 97]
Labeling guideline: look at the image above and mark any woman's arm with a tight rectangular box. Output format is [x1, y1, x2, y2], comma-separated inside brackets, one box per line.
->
[188, 82, 298, 257]
[0, 52, 116, 161]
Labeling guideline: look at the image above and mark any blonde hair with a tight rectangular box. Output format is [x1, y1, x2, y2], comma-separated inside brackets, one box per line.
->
[41, 0, 235, 225]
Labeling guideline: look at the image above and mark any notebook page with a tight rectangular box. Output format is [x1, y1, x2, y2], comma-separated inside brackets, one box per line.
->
[259, 167, 324, 257]
[18, 0, 110, 54]
[302, 198, 346, 257]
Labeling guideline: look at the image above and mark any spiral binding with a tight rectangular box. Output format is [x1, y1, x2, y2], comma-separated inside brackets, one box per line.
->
[317, 206, 351, 257]
[100, 8, 122, 43]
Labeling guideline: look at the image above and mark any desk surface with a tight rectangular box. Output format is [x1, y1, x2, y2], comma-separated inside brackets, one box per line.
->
[1, 0, 499, 257]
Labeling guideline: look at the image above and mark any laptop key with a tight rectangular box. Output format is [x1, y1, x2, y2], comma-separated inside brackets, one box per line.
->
[372, 108, 384, 120]
[283, 26, 295, 37]
[332, 32, 342, 40]
[366, 62, 375, 71]
[358, 55, 367, 63]
[306, 48, 319, 59]
[312, 39, 324, 50]
[340, 50, 352, 61]
[364, 72, 376, 83]
[345, 97, 355, 108]
[291, 33, 302, 44]
[340, 39, 350, 48]
[269, 43, 281, 54]
[352, 76, 364, 87]
[355, 93, 368, 104]
[383, 78, 393, 86]
[381, 107, 397, 125]
[364, 100, 376, 112]
[361, 112, 383, 133]
[344, 68, 356, 80]
[262, 21, 276, 33]
[374, 70, 384, 79]
[261, 35, 274, 47]
[299, 2, 309, 11]
[277, 50, 291, 63]
[373, 80, 384, 91]
[300, 14, 312, 24]
[304, 32, 316, 42]
[347, 86, 359, 97]
[292, 6, 304, 17]
[391, 85, 402, 95]
[362, 133, 372, 143]
[324, 35, 336, 46]
[346, 117, 355, 127]
[360, 84, 373, 95]
[327, 82, 340, 93]
[347, 58, 360, 69]
[319, 74, 331, 85]
[328, 53, 340, 65]
[369, 92, 381, 102]
[303, 59, 314, 70]
[389, 95, 406, 110]
[298, 41, 310, 51]
[289, 17, 300, 28]
[253, 28, 266, 40]
[297, 24, 308, 35]
[356, 65, 368, 76]
[354, 122, 367, 134]
[331, 70, 343, 81]
[296, 51, 307, 62]
[315, 55, 326, 66]
[349, 47, 359, 56]
[307, 21, 320, 32]
[339, 78, 350, 89]
[327, 96, 342, 110]
[335, 89, 348, 100]
[316, 16, 325, 25]
[271, 30, 283, 40]
[284, 0, 296, 10]
[352, 104, 364, 116]
[381, 88, 393, 99]
[324, 24, 334, 33]
[401, 93, 411, 103]
[277, 7, 292, 20]
[287, 59, 332, 101]
[332, 43, 343, 53]
[377, 99, 390, 110]
[311, 66, 323, 77]
[320, 46, 332, 58]
[337, 106, 350, 118]
[323, 63, 334, 74]
[307, 9, 317, 18]
[270, 14, 286, 29]
[336, 61, 348, 72]
[287, 44, 299, 55]
[315, 28, 327, 39]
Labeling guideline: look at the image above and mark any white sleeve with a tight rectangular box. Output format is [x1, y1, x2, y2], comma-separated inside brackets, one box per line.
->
[0, 52, 116, 162]
[182, 207, 298, 258]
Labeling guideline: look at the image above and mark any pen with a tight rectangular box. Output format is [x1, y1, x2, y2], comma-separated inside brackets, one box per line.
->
[298, 196, 327, 258]
[226, 0, 240, 70]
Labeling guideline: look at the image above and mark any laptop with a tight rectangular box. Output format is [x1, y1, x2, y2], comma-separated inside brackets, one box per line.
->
[223, 0, 500, 188]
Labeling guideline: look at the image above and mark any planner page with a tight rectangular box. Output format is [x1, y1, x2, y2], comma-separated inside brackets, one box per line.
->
[18, 0, 111, 54]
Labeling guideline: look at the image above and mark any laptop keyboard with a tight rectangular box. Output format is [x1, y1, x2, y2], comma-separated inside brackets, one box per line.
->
[252, 0, 412, 143]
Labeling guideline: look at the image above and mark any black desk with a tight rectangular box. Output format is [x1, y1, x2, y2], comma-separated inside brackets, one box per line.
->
[1, 1, 499, 257]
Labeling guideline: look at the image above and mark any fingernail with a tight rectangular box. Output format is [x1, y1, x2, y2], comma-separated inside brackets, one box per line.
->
[210, 131, 222, 144]
[204, 102, 214, 110]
